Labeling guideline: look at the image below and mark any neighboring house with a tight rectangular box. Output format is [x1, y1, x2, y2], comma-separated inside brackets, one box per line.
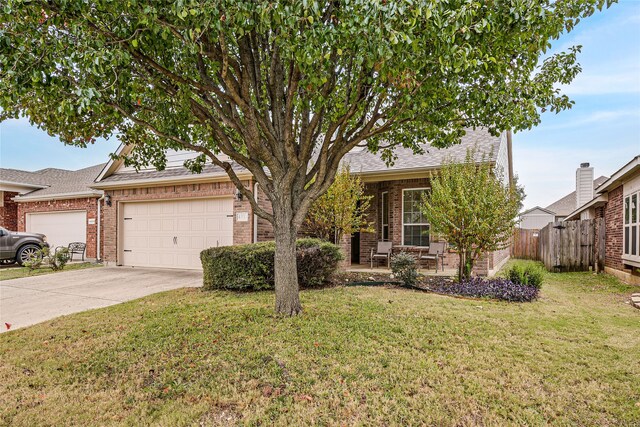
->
[0, 165, 105, 259]
[518, 206, 556, 230]
[518, 163, 608, 229]
[566, 155, 640, 285]
[92, 128, 514, 276]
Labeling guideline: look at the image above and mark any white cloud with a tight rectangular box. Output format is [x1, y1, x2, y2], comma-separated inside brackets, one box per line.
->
[560, 66, 640, 95]
[538, 108, 640, 131]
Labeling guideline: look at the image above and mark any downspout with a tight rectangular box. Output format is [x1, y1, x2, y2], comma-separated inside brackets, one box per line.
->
[253, 182, 259, 243]
[507, 130, 514, 189]
[96, 193, 105, 261]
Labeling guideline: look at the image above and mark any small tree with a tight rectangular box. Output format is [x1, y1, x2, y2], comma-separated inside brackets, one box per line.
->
[305, 167, 373, 244]
[421, 150, 521, 281]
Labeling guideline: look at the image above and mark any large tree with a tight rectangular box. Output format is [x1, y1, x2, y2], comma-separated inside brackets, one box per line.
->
[0, 0, 611, 315]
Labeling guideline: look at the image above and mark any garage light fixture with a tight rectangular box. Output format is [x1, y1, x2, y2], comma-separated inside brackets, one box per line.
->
[235, 189, 243, 201]
[105, 195, 112, 206]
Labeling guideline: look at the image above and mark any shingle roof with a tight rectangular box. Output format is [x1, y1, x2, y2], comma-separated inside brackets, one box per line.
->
[0, 168, 52, 186]
[545, 175, 609, 216]
[343, 128, 502, 174]
[97, 128, 503, 185]
[98, 162, 246, 183]
[8, 164, 106, 200]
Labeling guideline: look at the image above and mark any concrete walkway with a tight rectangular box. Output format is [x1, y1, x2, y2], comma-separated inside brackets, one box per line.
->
[0, 267, 202, 332]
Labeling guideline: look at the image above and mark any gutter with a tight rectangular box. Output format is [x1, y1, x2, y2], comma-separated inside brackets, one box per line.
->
[91, 172, 253, 189]
[0, 180, 48, 190]
[96, 194, 105, 261]
[564, 194, 608, 221]
[13, 191, 103, 203]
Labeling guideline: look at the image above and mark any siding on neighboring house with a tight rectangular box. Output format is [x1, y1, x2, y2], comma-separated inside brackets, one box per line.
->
[519, 208, 554, 230]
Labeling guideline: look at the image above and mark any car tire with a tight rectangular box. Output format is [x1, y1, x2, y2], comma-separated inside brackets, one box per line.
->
[16, 244, 41, 266]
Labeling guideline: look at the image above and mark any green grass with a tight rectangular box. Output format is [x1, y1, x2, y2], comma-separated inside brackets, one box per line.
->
[1, 260, 638, 426]
[0, 262, 101, 281]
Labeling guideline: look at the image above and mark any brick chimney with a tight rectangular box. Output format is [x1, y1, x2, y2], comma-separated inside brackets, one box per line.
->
[576, 162, 594, 209]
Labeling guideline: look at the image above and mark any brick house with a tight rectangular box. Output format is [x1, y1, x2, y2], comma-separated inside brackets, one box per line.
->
[0, 165, 105, 259]
[566, 156, 640, 285]
[92, 128, 514, 276]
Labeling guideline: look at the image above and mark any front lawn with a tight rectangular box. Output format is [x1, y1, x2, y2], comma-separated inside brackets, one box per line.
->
[1, 261, 638, 425]
[0, 262, 101, 281]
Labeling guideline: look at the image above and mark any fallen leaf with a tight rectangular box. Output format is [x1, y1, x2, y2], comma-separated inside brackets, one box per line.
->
[4, 323, 11, 330]
[262, 385, 274, 397]
[295, 394, 313, 402]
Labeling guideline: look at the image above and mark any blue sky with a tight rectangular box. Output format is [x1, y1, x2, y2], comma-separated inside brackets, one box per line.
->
[1, 2, 639, 210]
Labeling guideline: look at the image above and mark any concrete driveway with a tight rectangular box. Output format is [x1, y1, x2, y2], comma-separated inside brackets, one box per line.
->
[0, 267, 202, 332]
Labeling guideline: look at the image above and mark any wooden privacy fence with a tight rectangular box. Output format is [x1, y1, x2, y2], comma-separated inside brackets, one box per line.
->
[538, 218, 605, 272]
[511, 228, 540, 260]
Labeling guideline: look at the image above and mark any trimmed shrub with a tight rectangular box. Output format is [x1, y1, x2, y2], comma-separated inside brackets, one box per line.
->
[429, 277, 539, 302]
[390, 252, 418, 287]
[506, 264, 544, 289]
[200, 238, 343, 291]
[49, 247, 70, 271]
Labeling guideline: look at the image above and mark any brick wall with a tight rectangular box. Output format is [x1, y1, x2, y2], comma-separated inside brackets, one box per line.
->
[0, 191, 19, 230]
[603, 185, 623, 271]
[256, 185, 274, 242]
[16, 197, 100, 258]
[102, 180, 252, 264]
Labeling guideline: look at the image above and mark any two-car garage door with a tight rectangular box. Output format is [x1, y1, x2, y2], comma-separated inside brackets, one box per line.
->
[121, 198, 234, 269]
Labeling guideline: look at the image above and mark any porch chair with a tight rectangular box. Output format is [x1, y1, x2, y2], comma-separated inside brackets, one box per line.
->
[67, 242, 87, 261]
[419, 242, 446, 273]
[370, 241, 393, 268]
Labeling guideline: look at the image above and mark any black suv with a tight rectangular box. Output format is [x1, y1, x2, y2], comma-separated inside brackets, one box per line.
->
[0, 226, 49, 266]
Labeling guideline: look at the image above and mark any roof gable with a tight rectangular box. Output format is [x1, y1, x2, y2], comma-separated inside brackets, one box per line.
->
[520, 206, 556, 216]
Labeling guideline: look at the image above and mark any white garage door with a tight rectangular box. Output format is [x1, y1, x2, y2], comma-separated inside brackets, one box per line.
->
[26, 211, 87, 250]
[121, 198, 234, 269]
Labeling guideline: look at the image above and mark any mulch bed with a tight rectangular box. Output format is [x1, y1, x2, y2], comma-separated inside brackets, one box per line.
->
[334, 271, 538, 302]
[334, 271, 453, 288]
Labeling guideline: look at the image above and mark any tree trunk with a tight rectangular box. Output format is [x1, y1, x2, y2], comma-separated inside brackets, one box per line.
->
[458, 251, 465, 283]
[273, 206, 302, 316]
[458, 250, 473, 282]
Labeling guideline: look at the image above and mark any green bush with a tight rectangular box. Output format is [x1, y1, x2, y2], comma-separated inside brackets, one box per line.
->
[48, 247, 70, 271]
[200, 238, 343, 291]
[23, 246, 69, 272]
[506, 263, 544, 289]
[390, 252, 418, 287]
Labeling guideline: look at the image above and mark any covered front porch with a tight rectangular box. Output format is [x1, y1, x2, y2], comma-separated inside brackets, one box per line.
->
[347, 175, 460, 272]
[342, 174, 509, 277]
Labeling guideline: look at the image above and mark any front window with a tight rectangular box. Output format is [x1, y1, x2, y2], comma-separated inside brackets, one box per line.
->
[402, 188, 430, 246]
[624, 193, 639, 257]
[381, 192, 389, 241]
